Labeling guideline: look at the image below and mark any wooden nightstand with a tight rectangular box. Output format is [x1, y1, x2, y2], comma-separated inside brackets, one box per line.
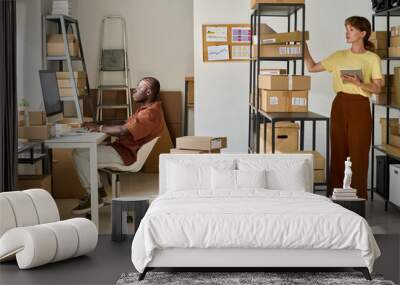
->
[331, 198, 366, 218]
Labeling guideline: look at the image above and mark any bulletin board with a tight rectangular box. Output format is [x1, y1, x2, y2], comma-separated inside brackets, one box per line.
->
[202, 24, 251, 62]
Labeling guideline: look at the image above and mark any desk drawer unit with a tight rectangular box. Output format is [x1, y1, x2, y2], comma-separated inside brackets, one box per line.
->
[389, 164, 400, 208]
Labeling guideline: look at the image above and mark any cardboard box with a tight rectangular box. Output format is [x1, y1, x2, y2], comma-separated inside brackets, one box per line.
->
[253, 44, 302, 58]
[56, 71, 86, 79]
[389, 47, 400, 57]
[185, 77, 194, 105]
[257, 31, 309, 45]
[176, 136, 227, 151]
[391, 36, 400, 47]
[18, 125, 53, 140]
[170, 148, 220, 154]
[17, 175, 51, 193]
[57, 78, 86, 89]
[260, 69, 287, 75]
[159, 91, 182, 124]
[59, 88, 86, 97]
[167, 123, 181, 146]
[52, 149, 86, 198]
[369, 31, 388, 41]
[258, 75, 310, 90]
[18, 111, 25, 127]
[47, 34, 79, 57]
[28, 111, 46, 126]
[390, 133, 400, 148]
[18, 161, 43, 175]
[251, 0, 304, 9]
[289, 90, 308, 112]
[314, 169, 325, 183]
[370, 39, 387, 50]
[380, 118, 399, 145]
[259, 121, 299, 153]
[375, 49, 388, 59]
[260, 90, 288, 112]
[393, 67, 400, 107]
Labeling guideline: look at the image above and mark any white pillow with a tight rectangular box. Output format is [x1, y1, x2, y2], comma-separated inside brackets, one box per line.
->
[167, 160, 235, 191]
[237, 159, 309, 192]
[236, 169, 267, 189]
[211, 168, 236, 190]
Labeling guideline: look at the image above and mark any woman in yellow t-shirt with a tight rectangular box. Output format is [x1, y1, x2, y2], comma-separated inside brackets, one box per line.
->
[304, 16, 383, 199]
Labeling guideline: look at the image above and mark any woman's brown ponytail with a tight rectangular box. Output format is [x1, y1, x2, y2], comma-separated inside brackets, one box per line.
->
[345, 16, 375, 52]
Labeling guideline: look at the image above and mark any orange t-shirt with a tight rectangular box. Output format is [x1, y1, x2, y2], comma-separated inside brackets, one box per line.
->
[112, 101, 163, 165]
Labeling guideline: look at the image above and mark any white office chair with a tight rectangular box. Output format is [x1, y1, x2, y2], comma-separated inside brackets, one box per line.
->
[98, 137, 159, 198]
[0, 189, 97, 269]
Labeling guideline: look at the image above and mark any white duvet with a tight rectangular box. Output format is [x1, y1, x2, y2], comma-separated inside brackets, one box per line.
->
[131, 190, 380, 273]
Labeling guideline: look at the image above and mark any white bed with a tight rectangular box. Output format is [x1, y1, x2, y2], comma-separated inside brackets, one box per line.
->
[131, 154, 380, 280]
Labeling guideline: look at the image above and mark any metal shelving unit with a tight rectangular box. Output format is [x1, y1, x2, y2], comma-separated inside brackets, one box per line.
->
[371, 6, 400, 210]
[42, 15, 93, 122]
[248, 3, 330, 192]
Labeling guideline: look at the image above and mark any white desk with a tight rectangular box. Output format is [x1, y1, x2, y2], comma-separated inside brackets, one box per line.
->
[45, 132, 108, 229]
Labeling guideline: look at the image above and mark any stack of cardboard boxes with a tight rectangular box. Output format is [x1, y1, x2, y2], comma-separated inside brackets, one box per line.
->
[376, 67, 400, 107]
[380, 118, 400, 148]
[171, 136, 227, 154]
[56, 71, 86, 98]
[370, 31, 388, 59]
[18, 111, 53, 140]
[252, 23, 309, 59]
[390, 25, 400, 58]
[258, 122, 326, 183]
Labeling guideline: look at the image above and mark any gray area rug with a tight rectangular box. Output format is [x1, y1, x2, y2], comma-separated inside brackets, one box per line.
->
[116, 272, 396, 285]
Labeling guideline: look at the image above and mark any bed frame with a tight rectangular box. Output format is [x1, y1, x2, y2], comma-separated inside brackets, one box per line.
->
[137, 154, 372, 281]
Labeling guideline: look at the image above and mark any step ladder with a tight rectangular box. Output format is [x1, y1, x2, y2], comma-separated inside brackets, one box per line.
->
[96, 16, 132, 122]
[42, 15, 94, 123]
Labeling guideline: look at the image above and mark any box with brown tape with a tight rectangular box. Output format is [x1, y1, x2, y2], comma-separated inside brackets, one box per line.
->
[176, 136, 227, 151]
[257, 31, 309, 45]
[258, 75, 310, 91]
[259, 121, 299, 153]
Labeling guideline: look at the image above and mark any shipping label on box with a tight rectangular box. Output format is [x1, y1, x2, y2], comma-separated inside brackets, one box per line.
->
[289, 91, 308, 112]
[260, 90, 288, 112]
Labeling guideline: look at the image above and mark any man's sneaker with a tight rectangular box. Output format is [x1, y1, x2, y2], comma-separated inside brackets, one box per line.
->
[72, 195, 104, 215]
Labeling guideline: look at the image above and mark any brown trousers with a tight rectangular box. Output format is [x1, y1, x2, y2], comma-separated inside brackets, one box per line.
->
[329, 92, 372, 199]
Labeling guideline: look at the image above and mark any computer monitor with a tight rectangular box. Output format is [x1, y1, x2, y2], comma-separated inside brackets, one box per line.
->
[39, 70, 63, 124]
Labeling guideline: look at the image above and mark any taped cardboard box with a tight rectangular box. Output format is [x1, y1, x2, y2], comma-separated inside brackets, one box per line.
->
[251, 0, 304, 9]
[391, 36, 400, 47]
[176, 136, 227, 151]
[314, 169, 325, 183]
[375, 49, 387, 59]
[17, 175, 51, 193]
[289, 90, 308, 112]
[59, 88, 86, 97]
[258, 75, 310, 90]
[260, 69, 287, 75]
[370, 39, 387, 50]
[47, 34, 79, 57]
[380, 118, 399, 145]
[389, 47, 400, 57]
[370, 31, 388, 41]
[18, 125, 53, 140]
[259, 121, 299, 153]
[256, 31, 309, 45]
[260, 90, 288, 112]
[29, 111, 46, 126]
[253, 44, 302, 58]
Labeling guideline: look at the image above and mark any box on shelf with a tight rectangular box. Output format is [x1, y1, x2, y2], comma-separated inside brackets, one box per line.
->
[17, 175, 51, 193]
[390, 132, 400, 148]
[259, 69, 287, 75]
[391, 36, 400, 47]
[251, 0, 304, 9]
[176, 136, 227, 151]
[289, 90, 308, 112]
[18, 125, 54, 140]
[256, 31, 309, 45]
[314, 169, 325, 183]
[56, 71, 86, 79]
[57, 78, 86, 89]
[375, 49, 388, 59]
[380, 118, 399, 145]
[258, 75, 311, 90]
[260, 90, 288, 112]
[18, 111, 25, 126]
[47, 34, 79, 57]
[369, 31, 388, 41]
[389, 47, 400, 57]
[59, 88, 86, 97]
[370, 39, 387, 50]
[253, 44, 302, 58]
[28, 111, 46, 126]
[259, 121, 299, 153]
[391, 26, 400, 37]
[170, 148, 220, 154]
[393, 67, 400, 106]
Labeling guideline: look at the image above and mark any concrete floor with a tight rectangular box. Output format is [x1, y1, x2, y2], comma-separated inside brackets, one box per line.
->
[1, 172, 400, 285]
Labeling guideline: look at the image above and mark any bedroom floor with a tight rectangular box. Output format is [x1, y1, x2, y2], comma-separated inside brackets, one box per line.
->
[56, 172, 400, 235]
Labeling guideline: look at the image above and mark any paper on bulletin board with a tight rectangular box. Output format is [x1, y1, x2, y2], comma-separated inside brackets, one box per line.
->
[231, 27, 251, 43]
[232, 45, 250, 60]
[206, 26, 228, 42]
[207, 45, 229, 61]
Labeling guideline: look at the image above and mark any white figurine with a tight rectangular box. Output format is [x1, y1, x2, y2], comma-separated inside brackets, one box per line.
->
[343, 157, 353, 190]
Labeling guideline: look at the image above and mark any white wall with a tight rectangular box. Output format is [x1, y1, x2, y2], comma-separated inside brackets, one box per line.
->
[72, 0, 194, 97]
[194, 0, 400, 187]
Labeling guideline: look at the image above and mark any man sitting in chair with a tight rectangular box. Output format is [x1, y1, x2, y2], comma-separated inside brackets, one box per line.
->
[72, 77, 163, 215]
